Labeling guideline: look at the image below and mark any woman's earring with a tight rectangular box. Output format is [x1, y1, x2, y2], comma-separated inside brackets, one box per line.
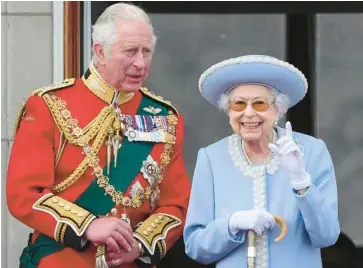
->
[274, 119, 278, 126]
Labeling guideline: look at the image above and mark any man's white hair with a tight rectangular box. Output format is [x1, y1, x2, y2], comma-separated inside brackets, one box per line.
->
[92, 2, 157, 60]
[217, 85, 290, 120]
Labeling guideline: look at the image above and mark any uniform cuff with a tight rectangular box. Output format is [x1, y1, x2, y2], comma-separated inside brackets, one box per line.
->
[33, 193, 96, 250]
[133, 213, 181, 265]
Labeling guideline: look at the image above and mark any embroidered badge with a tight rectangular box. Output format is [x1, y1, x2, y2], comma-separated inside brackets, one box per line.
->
[24, 116, 35, 121]
[143, 106, 162, 115]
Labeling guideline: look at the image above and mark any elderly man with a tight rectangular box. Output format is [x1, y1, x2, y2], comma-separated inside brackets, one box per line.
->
[7, 3, 191, 268]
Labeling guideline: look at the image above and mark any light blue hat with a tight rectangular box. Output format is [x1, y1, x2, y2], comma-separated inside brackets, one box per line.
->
[198, 55, 308, 108]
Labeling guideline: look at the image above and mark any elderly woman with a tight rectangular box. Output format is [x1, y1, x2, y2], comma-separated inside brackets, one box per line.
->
[184, 55, 340, 268]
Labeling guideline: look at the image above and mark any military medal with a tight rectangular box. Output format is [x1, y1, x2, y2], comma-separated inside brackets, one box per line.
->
[140, 155, 160, 185]
[123, 114, 174, 143]
[140, 155, 161, 210]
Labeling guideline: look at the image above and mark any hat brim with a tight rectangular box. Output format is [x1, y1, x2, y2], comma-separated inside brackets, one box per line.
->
[200, 62, 306, 108]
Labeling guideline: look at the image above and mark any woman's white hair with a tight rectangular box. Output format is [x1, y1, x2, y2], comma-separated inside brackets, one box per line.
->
[92, 2, 157, 60]
[217, 84, 290, 120]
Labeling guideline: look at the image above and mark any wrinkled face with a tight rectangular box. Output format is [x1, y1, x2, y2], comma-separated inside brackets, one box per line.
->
[228, 84, 278, 141]
[94, 20, 153, 92]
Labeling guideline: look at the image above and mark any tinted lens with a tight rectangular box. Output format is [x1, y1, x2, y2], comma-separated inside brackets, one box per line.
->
[251, 101, 270, 112]
[230, 101, 247, 111]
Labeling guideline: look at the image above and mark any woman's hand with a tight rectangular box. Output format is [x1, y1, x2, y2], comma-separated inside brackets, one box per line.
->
[229, 209, 275, 235]
[269, 121, 310, 190]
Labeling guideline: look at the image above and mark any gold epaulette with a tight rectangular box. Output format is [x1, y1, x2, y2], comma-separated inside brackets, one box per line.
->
[12, 79, 76, 138]
[140, 87, 179, 115]
[33, 78, 76, 97]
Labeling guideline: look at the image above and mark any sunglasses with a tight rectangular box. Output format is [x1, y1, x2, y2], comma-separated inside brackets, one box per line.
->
[229, 99, 275, 112]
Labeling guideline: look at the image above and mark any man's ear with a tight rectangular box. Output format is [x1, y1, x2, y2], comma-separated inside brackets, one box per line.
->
[93, 43, 106, 65]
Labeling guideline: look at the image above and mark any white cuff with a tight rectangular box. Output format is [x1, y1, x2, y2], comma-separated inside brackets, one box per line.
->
[291, 172, 311, 190]
[138, 256, 151, 264]
[228, 214, 240, 236]
[80, 236, 88, 248]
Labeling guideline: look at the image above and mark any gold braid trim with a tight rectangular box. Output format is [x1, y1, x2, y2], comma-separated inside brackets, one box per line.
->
[52, 113, 114, 193]
[48, 91, 178, 211]
[55, 133, 66, 168]
[42, 93, 114, 147]
[55, 222, 67, 243]
[33, 193, 96, 236]
[133, 213, 181, 256]
[13, 79, 75, 138]
[84, 113, 178, 209]
[36, 78, 76, 97]
[55, 114, 177, 208]
[158, 240, 167, 258]
[41, 92, 115, 193]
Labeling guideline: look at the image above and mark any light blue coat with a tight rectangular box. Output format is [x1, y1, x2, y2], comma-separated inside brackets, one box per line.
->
[184, 127, 340, 268]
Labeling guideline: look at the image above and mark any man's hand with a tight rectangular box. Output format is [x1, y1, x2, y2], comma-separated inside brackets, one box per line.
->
[85, 217, 134, 253]
[106, 238, 141, 267]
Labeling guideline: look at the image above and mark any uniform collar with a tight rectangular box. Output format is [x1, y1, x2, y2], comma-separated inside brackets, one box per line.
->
[82, 62, 134, 105]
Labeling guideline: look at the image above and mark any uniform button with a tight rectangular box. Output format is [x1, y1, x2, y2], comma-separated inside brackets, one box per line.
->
[154, 219, 160, 224]
[77, 212, 85, 217]
[157, 215, 164, 220]
[151, 223, 157, 228]
[71, 209, 77, 214]
[58, 201, 64, 207]
[143, 231, 149, 236]
[64, 206, 71, 211]
[51, 197, 59, 203]
[147, 227, 153, 232]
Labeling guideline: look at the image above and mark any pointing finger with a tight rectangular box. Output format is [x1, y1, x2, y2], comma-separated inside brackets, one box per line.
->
[285, 121, 293, 137]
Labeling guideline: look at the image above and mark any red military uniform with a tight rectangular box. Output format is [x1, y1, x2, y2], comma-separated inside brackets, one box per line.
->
[7, 64, 191, 268]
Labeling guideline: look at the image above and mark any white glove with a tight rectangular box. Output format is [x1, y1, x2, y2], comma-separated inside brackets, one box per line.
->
[269, 121, 311, 190]
[229, 209, 275, 236]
